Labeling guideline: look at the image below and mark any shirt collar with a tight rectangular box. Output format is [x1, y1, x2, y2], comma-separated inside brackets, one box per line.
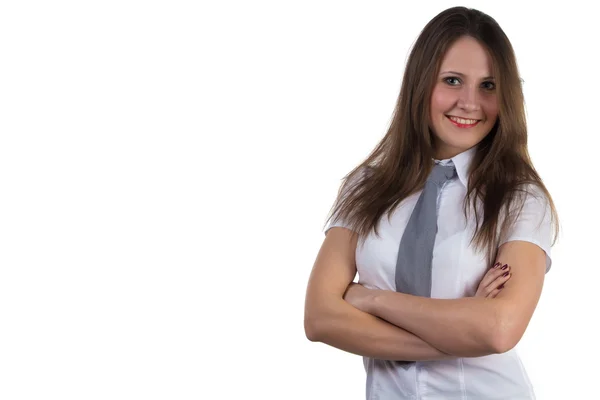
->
[433, 145, 477, 188]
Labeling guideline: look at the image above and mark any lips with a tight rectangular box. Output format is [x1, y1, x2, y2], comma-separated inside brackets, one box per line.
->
[446, 115, 480, 128]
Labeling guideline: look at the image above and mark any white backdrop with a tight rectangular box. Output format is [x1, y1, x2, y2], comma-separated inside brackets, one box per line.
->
[0, 1, 597, 399]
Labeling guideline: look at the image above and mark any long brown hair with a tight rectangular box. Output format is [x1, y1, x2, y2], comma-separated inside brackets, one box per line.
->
[324, 6, 559, 266]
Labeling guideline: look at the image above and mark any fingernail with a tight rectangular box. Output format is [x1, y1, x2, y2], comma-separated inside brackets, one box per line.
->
[501, 264, 509, 270]
[493, 262, 501, 268]
[498, 283, 505, 289]
[502, 271, 509, 277]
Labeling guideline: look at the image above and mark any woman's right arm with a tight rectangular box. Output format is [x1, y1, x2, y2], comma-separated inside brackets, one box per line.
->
[304, 227, 453, 361]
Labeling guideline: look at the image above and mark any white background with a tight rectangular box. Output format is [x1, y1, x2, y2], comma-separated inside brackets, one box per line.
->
[0, 1, 597, 399]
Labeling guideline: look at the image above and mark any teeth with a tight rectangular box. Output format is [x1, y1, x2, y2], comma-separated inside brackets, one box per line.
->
[449, 116, 478, 125]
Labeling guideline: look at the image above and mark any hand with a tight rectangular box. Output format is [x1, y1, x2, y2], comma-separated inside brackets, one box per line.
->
[343, 282, 375, 313]
[475, 262, 511, 298]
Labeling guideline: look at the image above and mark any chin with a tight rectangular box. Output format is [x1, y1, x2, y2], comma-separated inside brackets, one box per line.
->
[439, 135, 478, 148]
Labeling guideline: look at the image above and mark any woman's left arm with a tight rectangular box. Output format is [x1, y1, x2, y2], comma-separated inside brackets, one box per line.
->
[349, 240, 546, 357]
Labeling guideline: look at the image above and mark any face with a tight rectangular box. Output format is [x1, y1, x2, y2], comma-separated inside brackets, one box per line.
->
[429, 35, 499, 160]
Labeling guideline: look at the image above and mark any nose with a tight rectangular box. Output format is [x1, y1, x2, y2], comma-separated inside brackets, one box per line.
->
[457, 85, 481, 112]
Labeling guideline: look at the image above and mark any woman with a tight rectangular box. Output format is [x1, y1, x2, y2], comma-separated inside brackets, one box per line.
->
[304, 6, 560, 400]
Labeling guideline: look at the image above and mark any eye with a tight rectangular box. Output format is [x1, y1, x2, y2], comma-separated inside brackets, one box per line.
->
[443, 77, 461, 86]
[481, 81, 496, 90]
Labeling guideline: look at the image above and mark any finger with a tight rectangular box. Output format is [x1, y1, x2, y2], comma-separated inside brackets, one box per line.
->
[488, 279, 509, 297]
[487, 287, 502, 298]
[484, 268, 512, 295]
[489, 270, 511, 289]
[480, 263, 508, 288]
[478, 263, 502, 288]
[483, 274, 511, 298]
[487, 264, 511, 284]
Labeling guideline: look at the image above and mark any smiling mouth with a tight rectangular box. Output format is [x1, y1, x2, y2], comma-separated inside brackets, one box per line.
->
[446, 115, 480, 128]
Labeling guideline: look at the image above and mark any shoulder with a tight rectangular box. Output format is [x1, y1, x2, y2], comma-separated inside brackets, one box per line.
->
[499, 183, 555, 272]
[325, 165, 374, 235]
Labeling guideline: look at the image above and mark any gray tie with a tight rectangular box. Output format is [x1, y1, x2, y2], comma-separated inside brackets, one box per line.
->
[394, 162, 457, 297]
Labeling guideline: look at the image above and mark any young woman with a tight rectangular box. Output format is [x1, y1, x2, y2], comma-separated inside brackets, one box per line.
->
[304, 6, 560, 400]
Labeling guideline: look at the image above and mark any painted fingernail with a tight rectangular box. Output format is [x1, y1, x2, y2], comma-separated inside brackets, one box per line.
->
[502, 271, 509, 277]
[498, 284, 505, 289]
[493, 262, 501, 268]
[501, 264, 509, 270]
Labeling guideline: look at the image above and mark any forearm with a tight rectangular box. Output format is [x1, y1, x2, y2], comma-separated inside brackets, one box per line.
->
[306, 297, 455, 361]
[368, 291, 502, 357]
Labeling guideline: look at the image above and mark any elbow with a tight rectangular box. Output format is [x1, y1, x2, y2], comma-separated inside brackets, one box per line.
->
[304, 318, 320, 342]
[304, 295, 340, 342]
[489, 333, 518, 354]
[304, 311, 324, 342]
[488, 313, 523, 354]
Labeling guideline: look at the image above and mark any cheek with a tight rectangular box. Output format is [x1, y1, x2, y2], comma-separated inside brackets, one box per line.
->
[482, 97, 499, 121]
[430, 87, 451, 115]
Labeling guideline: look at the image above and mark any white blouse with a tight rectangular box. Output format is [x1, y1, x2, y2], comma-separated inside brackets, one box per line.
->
[324, 145, 553, 400]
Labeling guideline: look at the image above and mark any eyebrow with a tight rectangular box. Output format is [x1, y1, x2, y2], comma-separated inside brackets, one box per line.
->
[440, 70, 495, 80]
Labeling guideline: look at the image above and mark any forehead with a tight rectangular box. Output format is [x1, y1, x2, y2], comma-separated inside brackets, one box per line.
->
[440, 36, 493, 76]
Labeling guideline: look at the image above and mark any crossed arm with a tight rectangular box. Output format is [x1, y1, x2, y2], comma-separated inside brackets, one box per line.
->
[304, 227, 547, 360]
[304, 227, 452, 361]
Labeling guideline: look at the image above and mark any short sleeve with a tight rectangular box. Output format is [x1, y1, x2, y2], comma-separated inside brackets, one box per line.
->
[498, 185, 554, 273]
[324, 214, 350, 235]
[323, 167, 369, 235]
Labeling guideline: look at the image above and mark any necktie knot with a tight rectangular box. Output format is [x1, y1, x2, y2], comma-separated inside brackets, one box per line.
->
[427, 163, 456, 187]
